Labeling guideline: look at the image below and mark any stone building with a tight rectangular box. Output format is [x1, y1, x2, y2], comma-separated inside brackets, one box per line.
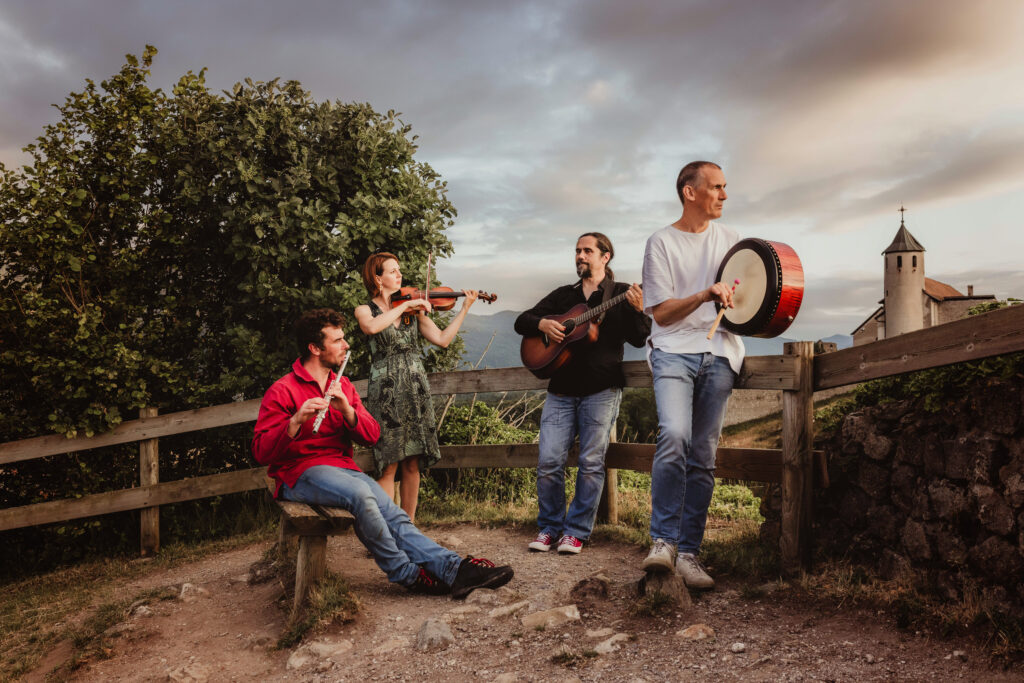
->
[851, 211, 994, 346]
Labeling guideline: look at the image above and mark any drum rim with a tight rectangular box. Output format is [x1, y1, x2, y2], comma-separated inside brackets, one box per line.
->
[714, 238, 783, 336]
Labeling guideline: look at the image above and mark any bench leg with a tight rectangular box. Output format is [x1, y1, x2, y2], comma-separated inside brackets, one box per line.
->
[291, 535, 327, 622]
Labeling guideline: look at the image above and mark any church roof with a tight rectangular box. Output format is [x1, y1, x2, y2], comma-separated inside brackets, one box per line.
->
[851, 305, 884, 335]
[924, 278, 962, 301]
[882, 222, 925, 254]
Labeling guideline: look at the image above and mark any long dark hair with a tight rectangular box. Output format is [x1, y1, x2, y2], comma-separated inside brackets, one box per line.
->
[578, 231, 615, 281]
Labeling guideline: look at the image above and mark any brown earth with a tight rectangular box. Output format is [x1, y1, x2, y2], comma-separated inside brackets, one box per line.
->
[32, 523, 1021, 682]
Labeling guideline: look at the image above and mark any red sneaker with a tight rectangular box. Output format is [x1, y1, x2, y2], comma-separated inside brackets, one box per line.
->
[528, 532, 555, 552]
[557, 535, 583, 554]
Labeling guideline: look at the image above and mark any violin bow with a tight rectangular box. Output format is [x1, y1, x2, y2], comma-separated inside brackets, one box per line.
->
[424, 250, 433, 311]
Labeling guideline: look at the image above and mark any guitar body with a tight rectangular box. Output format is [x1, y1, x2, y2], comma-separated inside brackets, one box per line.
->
[520, 303, 600, 379]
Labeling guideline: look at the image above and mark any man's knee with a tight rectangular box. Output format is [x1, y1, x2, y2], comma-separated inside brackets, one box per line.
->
[658, 423, 690, 449]
[537, 445, 570, 475]
[576, 450, 607, 475]
[347, 482, 382, 515]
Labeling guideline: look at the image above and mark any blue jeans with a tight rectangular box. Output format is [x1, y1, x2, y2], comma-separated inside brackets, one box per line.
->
[648, 350, 735, 553]
[280, 465, 461, 586]
[536, 388, 622, 541]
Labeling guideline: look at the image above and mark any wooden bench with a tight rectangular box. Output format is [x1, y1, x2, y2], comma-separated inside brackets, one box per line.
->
[268, 480, 356, 622]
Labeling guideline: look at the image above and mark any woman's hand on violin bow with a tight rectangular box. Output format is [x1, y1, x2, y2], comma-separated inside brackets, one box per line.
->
[403, 297, 432, 314]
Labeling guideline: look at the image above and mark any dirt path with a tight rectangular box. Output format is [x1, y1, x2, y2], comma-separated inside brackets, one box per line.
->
[43, 523, 1019, 682]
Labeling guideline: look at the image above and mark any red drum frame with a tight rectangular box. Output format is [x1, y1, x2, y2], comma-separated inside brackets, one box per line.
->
[714, 238, 804, 338]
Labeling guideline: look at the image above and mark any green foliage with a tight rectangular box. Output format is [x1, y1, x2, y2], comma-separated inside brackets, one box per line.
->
[616, 388, 657, 442]
[424, 401, 539, 507]
[815, 301, 1024, 427]
[851, 351, 1024, 413]
[0, 46, 456, 443]
[436, 401, 537, 447]
[707, 483, 764, 522]
[814, 394, 859, 434]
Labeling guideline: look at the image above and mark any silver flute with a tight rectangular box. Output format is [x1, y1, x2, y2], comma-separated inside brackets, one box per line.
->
[311, 352, 350, 434]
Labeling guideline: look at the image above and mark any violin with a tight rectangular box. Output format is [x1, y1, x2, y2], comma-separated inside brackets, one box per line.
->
[390, 286, 497, 311]
[389, 286, 497, 324]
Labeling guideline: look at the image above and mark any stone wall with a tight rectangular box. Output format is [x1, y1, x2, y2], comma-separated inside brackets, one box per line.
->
[806, 377, 1024, 614]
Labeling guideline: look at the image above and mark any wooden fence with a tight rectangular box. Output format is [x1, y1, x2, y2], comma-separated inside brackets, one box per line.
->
[2, 303, 1023, 574]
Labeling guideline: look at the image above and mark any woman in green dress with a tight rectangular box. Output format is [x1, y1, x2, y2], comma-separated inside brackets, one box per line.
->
[354, 252, 478, 522]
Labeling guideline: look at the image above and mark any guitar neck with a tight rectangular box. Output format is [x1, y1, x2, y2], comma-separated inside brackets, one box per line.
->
[573, 290, 631, 325]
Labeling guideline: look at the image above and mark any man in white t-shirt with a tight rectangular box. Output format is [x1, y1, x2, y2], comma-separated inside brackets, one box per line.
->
[639, 161, 743, 589]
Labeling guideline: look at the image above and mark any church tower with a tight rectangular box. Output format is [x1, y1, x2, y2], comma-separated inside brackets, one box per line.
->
[882, 207, 925, 338]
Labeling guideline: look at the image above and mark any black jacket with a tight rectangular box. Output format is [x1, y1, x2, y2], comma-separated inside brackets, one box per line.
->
[514, 277, 651, 396]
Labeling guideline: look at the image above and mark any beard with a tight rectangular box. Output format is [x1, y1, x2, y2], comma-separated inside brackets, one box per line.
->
[576, 262, 591, 279]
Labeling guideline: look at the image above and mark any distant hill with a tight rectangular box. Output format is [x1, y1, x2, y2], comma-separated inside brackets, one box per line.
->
[821, 334, 853, 350]
[456, 312, 851, 368]
[456, 310, 523, 368]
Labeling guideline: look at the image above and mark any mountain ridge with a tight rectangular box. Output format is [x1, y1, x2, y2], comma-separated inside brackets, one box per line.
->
[455, 310, 852, 369]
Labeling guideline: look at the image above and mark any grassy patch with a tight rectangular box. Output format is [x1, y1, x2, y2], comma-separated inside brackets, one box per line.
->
[798, 561, 1024, 660]
[702, 519, 778, 581]
[551, 648, 599, 667]
[0, 525, 275, 681]
[276, 573, 360, 649]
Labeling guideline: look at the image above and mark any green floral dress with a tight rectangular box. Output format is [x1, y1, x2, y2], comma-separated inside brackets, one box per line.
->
[363, 301, 441, 478]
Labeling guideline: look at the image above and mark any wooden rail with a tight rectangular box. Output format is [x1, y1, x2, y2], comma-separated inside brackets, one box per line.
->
[0, 356, 797, 541]
[3, 303, 1022, 575]
[0, 357, 796, 466]
[0, 445, 788, 532]
[814, 302, 1024, 390]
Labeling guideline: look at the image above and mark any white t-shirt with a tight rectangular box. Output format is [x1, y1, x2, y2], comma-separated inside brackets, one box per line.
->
[641, 222, 745, 374]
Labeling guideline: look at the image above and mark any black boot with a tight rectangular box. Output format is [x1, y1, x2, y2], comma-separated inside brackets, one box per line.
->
[450, 556, 514, 600]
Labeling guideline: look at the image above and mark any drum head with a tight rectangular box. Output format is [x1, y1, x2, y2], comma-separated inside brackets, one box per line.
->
[715, 238, 781, 336]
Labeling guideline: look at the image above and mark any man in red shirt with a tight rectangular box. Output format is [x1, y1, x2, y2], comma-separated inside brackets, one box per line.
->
[253, 308, 513, 598]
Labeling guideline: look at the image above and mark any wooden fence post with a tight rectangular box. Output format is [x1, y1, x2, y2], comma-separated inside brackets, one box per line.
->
[597, 424, 619, 524]
[139, 406, 160, 556]
[780, 342, 814, 575]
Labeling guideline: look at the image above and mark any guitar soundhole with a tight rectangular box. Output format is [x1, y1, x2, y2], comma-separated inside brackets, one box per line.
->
[563, 320, 576, 334]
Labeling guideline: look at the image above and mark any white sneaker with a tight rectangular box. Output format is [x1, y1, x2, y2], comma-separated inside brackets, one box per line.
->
[675, 552, 715, 589]
[642, 538, 677, 572]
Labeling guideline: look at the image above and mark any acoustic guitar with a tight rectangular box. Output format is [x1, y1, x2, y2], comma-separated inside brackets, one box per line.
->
[519, 289, 635, 379]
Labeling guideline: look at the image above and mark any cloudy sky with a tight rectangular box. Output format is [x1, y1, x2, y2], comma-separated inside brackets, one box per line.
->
[3, 0, 1023, 341]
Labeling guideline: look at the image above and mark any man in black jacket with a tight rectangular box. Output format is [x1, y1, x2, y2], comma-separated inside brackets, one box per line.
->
[515, 233, 650, 554]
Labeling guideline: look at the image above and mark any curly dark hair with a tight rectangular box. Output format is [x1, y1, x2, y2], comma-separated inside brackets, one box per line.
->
[294, 308, 346, 360]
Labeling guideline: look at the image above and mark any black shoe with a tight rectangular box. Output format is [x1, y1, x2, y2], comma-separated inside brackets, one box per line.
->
[407, 567, 451, 596]
[450, 556, 514, 600]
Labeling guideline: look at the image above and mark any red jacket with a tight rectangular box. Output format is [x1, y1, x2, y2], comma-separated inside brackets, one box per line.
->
[253, 358, 381, 497]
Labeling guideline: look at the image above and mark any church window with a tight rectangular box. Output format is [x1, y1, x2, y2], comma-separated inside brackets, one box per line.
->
[897, 255, 902, 269]
[912, 255, 917, 268]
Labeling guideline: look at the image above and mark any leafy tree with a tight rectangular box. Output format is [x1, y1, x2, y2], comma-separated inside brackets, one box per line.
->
[0, 46, 458, 442]
[0, 47, 461, 574]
